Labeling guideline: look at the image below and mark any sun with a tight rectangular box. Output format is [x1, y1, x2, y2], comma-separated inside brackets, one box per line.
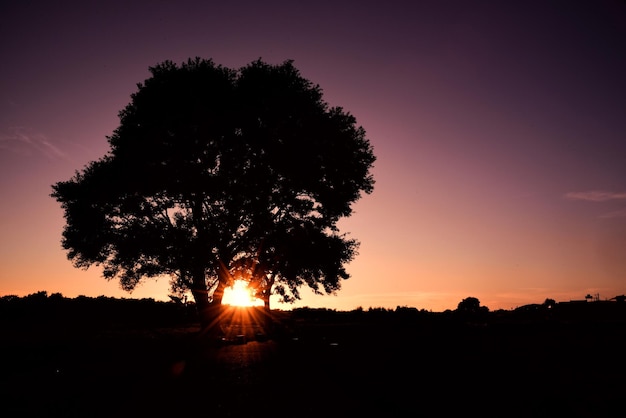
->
[223, 280, 263, 307]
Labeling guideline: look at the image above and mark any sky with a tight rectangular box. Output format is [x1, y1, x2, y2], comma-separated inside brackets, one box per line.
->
[1, 0, 625, 312]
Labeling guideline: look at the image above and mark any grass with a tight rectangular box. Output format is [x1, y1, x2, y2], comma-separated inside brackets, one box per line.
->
[2, 300, 625, 417]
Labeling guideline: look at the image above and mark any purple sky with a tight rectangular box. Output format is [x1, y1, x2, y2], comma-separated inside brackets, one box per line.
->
[1, 0, 625, 311]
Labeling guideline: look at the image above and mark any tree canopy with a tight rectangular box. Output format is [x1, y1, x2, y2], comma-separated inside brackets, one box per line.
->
[456, 297, 489, 318]
[51, 58, 376, 330]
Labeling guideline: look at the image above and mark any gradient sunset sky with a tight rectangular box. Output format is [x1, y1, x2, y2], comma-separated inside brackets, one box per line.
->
[1, 0, 625, 311]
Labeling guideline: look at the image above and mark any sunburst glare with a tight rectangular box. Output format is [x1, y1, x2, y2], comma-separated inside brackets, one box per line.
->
[223, 279, 263, 307]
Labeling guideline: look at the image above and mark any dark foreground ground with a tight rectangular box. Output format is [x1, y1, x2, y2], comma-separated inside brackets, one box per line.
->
[2, 307, 626, 418]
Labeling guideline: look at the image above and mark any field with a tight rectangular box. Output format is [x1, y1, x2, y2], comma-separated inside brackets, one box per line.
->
[2, 298, 625, 417]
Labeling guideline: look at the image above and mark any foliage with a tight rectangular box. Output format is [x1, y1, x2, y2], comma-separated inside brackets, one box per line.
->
[456, 296, 489, 318]
[51, 58, 376, 327]
[543, 298, 556, 308]
[0, 292, 195, 329]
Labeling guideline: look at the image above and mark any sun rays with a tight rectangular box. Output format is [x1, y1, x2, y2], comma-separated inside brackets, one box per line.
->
[223, 279, 263, 307]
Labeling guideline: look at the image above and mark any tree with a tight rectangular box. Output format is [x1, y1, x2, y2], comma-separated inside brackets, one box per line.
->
[51, 58, 376, 332]
[456, 296, 489, 318]
[543, 298, 556, 309]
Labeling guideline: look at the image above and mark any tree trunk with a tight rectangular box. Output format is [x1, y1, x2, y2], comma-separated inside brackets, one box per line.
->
[261, 275, 275, 335]
[189, 196, 224, 335]
[207, 279, 226, 336]
[190, 267, 222, 336]
[190, 282, 212, 331]
[262, 295, 274, 335]
[212, 278, 225, 306]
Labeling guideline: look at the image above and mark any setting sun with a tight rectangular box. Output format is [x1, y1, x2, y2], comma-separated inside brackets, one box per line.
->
[223, 280, 263, 307]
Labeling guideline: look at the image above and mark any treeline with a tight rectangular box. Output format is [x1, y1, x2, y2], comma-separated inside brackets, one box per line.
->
[289, 300, 626, 326]
[0, 291, 197, 329]
[2, 292, 625, 332]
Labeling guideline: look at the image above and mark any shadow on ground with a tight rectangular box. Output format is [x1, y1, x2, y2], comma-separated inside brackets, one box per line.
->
[2, 313, 625, 418]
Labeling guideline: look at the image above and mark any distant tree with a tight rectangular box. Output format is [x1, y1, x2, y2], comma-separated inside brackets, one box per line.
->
[456, 297, 489, 319]
[51, 58, 376, 332]
[543, 298, 556, 309]
[456, 297, 481, 314]
[25, 290, 48, 302]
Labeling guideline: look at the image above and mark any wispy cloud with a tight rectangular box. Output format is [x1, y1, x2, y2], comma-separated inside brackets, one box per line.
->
[599, 209, 626, 219]
[564, 191, 626, 202]
[565, 190, 626, 219]
[0, 126, 68, 160]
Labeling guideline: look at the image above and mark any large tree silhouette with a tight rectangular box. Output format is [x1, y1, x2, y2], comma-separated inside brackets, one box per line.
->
[51, 58, 375, 331]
